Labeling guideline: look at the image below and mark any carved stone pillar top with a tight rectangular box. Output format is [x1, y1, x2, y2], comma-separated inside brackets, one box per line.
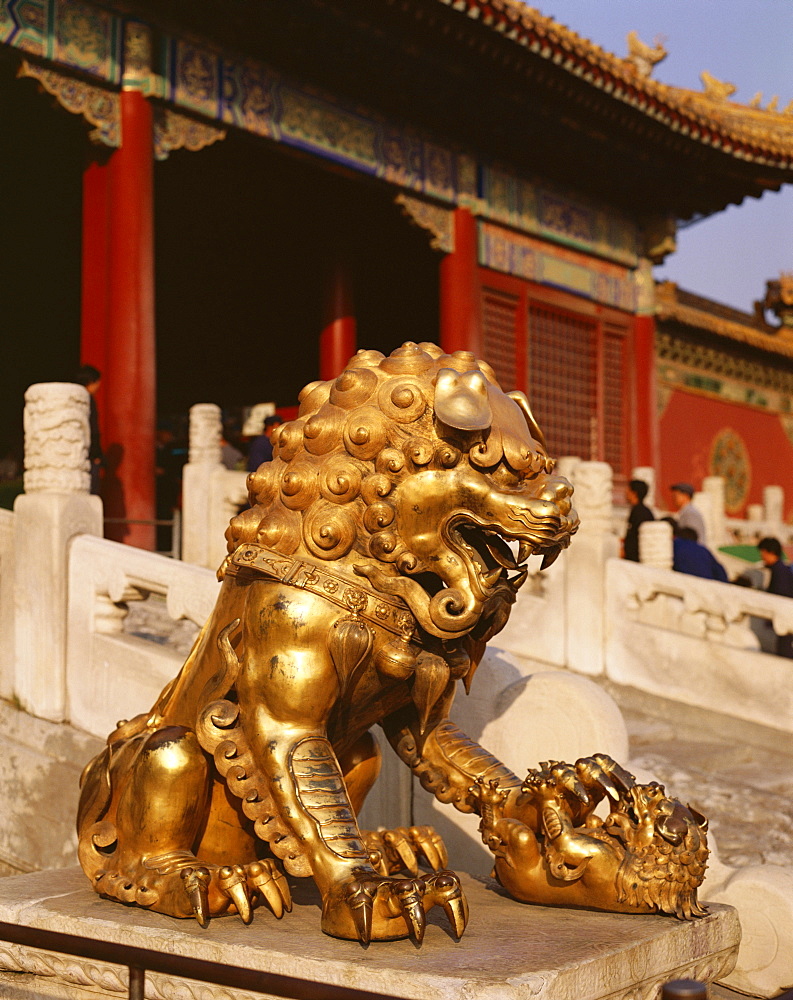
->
[746, 503, 764, 522]
[23, 383, 90, 495]
[763, 485, 784, 523]
[639, 520, 673, 570]
[701, 476, 726, 546]
[571, 461, 613, 529]
[189, 403, 223, 465]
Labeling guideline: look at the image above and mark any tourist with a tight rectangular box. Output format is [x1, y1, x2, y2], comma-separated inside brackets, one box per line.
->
[75, 364, 103, 495]
[669, 482, 707, 546]
[669, 523, 728, 582]
[757, 537, 793, 658]
[247, 414, 284, 472]
[220, 429, 244, 470]
[622, 478, 654, 561]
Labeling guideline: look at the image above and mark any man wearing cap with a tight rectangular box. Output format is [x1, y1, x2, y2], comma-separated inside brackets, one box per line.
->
[670, 482, 708, 547]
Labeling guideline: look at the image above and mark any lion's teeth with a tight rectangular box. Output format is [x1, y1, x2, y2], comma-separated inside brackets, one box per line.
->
[483, 533, 517, 569]
[540, 546, 562, 570]
[482, 568, 502, 588]
[517, 542, 532, 564]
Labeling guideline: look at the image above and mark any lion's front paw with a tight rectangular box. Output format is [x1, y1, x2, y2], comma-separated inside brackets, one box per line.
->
[321, 870, 468, 944]
[362, 825, 448, 876]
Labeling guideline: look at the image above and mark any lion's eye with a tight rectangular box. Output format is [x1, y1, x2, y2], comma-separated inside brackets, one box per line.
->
[489, 466, 522, 489]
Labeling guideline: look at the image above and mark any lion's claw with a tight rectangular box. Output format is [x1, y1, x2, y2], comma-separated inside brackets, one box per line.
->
[218, 865, 253, 924]
[575, 754, 635, 803]
[410, 825, 447, 871]
[425, 871, 469, 939]
[247, 859, 292, 918]
[386, 830, 420, 875]
[392, 878, 426, 943]
[346, 878, 377, 945]
[181, 866, 211, 927]
[362, 825, 448, 876]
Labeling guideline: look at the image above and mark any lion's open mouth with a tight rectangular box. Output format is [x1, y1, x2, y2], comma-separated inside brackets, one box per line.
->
[449, 519, 539, 595]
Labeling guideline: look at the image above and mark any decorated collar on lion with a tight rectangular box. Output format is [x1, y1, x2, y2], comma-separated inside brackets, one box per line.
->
[225, 341, 578, 650]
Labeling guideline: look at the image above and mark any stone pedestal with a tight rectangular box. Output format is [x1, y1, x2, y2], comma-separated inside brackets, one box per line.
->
[0, 868, 739, 1000]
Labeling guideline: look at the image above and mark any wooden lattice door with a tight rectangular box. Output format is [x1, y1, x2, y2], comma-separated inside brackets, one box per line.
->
[478, 269, 632, 483]
[528, 303, 599, 461]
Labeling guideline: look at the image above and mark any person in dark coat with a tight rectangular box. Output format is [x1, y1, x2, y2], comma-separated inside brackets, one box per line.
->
[758, 536, 793, 658]
[623, 478, 654, 562]
[672, 526, 728, 582]
[247, 414, 284, 472]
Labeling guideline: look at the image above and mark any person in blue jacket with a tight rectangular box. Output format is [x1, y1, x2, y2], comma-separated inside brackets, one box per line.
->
[669, 523, 728, 582]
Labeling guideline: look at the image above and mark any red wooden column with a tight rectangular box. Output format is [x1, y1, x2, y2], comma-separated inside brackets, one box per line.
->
[80, 157, 111, 389]
[634, 313, 659, 470]
[320, 258, 357, 381]
[440, 207, 482, 356]
[103, 89, 156, 549]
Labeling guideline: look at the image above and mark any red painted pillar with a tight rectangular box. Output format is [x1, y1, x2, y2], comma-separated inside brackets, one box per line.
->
[634, 314, 659, 470]
[103, 89, 156, 549]
[440, 207, 482, 356]
[80, 157, 111, 431]
[320, 258, 357, 381]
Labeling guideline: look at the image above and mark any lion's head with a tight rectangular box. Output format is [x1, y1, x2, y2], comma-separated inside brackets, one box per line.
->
[226, 342, 578, 642]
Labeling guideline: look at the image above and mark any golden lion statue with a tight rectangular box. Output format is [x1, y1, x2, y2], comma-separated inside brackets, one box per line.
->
[78, 342, 708, 943]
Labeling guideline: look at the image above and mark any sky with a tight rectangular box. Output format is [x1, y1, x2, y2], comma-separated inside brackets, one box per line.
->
[534, 0, 793, 314]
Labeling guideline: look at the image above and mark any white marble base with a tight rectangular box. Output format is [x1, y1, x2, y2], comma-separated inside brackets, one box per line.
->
[0, 868, 739, 1000]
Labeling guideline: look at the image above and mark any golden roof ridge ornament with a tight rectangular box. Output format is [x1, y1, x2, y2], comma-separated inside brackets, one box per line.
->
[625, 30, 667, 79]
[700, 70, 737, 102]
[757, 273, 793, 330]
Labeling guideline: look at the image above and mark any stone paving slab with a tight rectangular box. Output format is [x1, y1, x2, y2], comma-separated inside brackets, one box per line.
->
[0, 867, 739, 1000]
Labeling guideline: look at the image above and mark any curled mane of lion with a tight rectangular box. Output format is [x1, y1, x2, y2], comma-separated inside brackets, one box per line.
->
[223, 341, 558, 639]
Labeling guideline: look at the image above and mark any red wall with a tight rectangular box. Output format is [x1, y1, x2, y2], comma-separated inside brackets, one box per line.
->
[659, 389, 793, 518]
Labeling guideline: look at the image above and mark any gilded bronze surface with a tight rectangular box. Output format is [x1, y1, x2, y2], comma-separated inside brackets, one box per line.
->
[77, 342, 708, 943]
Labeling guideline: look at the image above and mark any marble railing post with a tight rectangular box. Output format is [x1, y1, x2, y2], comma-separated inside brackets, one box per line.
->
[181, 404, 224, 567]
[639, 519, 673, 569]
[565, 461, 618, 675]
[702, 476, 727, 548]
[763, 486, 784, 527]
[13, 383, 103, 721]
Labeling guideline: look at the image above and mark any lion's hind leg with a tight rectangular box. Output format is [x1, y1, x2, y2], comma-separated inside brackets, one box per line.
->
[79, 725, 279, 924]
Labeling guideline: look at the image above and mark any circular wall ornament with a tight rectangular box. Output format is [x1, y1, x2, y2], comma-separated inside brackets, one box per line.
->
[710, 428, 751, 514]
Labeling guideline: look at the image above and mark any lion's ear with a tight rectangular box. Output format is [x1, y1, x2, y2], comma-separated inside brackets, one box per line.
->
[434, 368, 492, 432]
[507, 390, 547, 452]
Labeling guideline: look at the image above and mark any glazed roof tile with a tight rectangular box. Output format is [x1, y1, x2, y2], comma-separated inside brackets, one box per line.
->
[656, 282, 793, 359]
[439, 0, 793, 169]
